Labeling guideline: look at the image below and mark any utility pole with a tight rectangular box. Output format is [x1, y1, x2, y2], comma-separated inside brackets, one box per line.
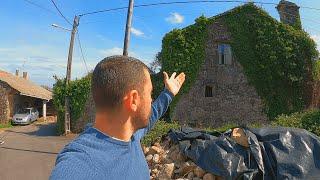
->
[123, 0, 134, 56]
[65, 15, 80, 135]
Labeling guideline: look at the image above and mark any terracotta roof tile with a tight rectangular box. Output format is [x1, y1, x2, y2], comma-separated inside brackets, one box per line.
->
[0, 70, 52, 100]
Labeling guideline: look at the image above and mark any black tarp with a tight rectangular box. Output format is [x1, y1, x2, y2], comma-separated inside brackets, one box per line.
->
[168, 127, 320, 180]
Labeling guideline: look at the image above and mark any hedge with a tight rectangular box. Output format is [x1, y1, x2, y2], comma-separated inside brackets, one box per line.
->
[273, 109, 320, 136]
[52, 74, 91, 135]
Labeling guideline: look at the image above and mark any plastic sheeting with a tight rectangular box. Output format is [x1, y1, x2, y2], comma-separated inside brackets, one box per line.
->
[168, 127, 320, 180]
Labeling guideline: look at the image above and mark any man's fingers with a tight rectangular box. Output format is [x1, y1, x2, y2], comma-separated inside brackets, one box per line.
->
[163, 71, 169, 81]
[170, 72, 177, 80]
[176, 72, 186, 84]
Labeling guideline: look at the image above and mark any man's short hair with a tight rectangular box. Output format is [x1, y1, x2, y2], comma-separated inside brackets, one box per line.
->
[92, 55, 149, 111]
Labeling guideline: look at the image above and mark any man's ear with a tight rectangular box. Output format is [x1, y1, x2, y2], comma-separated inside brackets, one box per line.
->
[123, 90, 139, 112]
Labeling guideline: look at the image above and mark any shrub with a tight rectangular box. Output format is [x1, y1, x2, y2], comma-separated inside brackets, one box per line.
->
[300, 110, 320, 136]
[0, 120, 13, 129]
[273, 109, 320, 136]
[141, 120, 180, 146]
[313, 60, 320, 80]
[52, 74, 91, 135]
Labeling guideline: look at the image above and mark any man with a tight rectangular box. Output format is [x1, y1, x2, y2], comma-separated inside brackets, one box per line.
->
[50, 55, 185, 180]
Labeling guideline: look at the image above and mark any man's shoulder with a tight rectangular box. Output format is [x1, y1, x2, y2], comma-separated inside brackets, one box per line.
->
[50, 131, 100, 180]
[55, 126, 117, 165]
[50, 145, 96, 180]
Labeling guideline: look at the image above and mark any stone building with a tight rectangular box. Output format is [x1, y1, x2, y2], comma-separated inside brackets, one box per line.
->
[0, 70, 53, 124]
[73, 0, 317, 133]
[172, 0, 303, 127]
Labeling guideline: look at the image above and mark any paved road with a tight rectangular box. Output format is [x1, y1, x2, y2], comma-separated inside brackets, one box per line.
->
[0, 122, 76, 180]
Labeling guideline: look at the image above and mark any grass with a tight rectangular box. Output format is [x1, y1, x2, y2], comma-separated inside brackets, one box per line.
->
[0, 120, 13, 129]
[203, 122, 263, 134]
[204, 123, 237, 133]
[141, 109, 320, 147]
[141, 120, 265, 146]
[141, 120, 180, 146]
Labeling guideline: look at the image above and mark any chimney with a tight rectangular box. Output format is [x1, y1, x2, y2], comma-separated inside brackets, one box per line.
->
[276, 0, 301, 29]
[15, 69, 19, 76]
[22, 72, 28, 80]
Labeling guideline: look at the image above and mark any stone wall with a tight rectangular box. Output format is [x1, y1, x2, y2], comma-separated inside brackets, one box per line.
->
[0, 82, 11, 124]
[173, 20, 268, 128]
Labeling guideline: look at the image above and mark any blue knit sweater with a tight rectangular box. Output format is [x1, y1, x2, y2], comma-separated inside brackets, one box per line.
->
[50, 88, 174, 180]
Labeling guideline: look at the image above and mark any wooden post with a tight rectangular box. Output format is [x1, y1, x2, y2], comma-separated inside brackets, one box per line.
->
[123, 0, 134, 56]
[65, 15, 80, 135]
[43, 100, 47, 121]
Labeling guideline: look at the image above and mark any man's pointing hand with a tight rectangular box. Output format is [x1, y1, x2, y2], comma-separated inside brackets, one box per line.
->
[163, 71, 186, 96]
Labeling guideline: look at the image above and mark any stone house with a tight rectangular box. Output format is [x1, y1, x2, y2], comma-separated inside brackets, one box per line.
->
[172, 0, 306, 127]
[0, 70, 53, 124]
[72, 0, 319, 133]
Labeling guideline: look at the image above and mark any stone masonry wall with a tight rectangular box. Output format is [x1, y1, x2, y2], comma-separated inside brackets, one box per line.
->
[173, 20, 268, 128]
[0, 82, 10, 124]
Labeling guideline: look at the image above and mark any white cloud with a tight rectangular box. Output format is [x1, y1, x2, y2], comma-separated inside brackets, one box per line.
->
[0, 44, 157, 87]
[99, 47, 137, 57]
[131, 27, 144, 37]
[165, 12, 184, 24]
[100, 47, 123, 56]
[311, 34, 320, 51]
[0, 48, 14, 53]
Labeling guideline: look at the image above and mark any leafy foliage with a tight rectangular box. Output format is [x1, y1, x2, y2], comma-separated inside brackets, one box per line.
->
[159, 3, 318, 120]
[313, 60, 320, 80]
[273, 109, 320, 136]
[0, 120, 13, 129]
[52, 74, 91, 135]
[141, 120, 180, 146]
[160, 15, 210, 118]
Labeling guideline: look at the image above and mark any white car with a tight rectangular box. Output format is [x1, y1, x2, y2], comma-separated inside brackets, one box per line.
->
[12, 108, 39, 125]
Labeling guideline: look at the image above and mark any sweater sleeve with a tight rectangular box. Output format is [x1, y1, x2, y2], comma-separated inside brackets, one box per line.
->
[135, 87, 174, 140]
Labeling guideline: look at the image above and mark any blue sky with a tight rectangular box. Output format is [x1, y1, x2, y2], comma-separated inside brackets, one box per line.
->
[0, 0, 319, 87]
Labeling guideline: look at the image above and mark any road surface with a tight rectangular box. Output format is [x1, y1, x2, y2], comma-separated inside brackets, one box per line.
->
[0, 122, 76, 180]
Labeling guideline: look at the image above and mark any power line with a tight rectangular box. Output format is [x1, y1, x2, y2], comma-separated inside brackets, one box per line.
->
[79, 1, 278, 17]
[50, 0, 72, 25]
[277, 10, 320, 34]
[299, 5, 320, 11]
[81, 5, 320, 33]
[76, 31, 89, 73]
[22, 0, 57, 15]
[278, 10, 319, 24]
[79, 0, 320, 17]
[80, 6, 128, 17]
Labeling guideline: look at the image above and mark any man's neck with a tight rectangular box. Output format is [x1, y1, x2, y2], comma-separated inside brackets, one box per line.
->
[93, 112, 134, 142]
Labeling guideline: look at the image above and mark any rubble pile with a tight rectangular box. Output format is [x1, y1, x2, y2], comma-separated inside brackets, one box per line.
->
[142, 136, 222, 180]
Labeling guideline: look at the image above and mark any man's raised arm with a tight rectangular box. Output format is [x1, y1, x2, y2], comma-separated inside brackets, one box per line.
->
[135, 71, 185, 140]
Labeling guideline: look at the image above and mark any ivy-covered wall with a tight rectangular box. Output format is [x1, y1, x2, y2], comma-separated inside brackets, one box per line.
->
[159, 3, 319, 120]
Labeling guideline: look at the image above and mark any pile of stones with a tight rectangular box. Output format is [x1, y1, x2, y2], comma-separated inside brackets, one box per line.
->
[142, 136, 222, 180]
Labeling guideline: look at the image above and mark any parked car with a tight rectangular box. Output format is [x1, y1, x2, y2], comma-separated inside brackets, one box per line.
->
[12, 108, 39, 125]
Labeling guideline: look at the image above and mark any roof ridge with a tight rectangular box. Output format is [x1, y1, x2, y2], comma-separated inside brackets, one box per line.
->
[0, 69, 52, 100]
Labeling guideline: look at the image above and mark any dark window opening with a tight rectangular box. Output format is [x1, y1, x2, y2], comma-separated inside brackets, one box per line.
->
[205, 86, 213, 97]
[221, 54, 225, 64]
[218, 44, 232, 65]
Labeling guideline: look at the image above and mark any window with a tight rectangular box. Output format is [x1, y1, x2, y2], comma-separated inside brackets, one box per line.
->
[205, 86, 213, 97]
[218, 44, 232, 65]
